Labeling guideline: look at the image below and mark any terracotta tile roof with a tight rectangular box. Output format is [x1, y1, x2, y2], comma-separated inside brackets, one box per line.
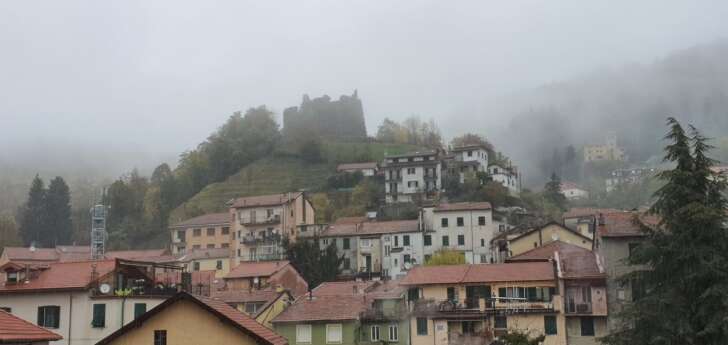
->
[400, 262, 555, 285]
[272, 295, 369, 323]
[366, 279, 406, 300]
[230, 192, 302, 209]
[0, 309, 62, 342]
[320, 219, 419, 237]
[337, 162, 378, 171]
[334, 216, 368, 224]
[97, 292, 287, 345]
[106, 249, 168, 260]
[177, 248, 230, 261]
[311, 281, 378, 296]
[213, 289, 283, 304]
[562, 207, 622, 219]
[598, 211, 660, 238]
[2, 246, 171, 263]
[169, 212, 231, 228]
[508, 221, 592, 242]
[434, 202, 492, 212]
[225, 261, 290, 279]
[1, 247, 59, 262]
[506, 241, 604, 279]
[0, 259, 116, 293]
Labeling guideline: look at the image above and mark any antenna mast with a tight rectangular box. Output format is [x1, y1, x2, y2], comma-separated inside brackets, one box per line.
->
[90, 204, 108, 260]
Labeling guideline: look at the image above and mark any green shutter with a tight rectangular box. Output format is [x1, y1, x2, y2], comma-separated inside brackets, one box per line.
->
[417, 318, 428, 335]
[37, 306, 43, 326]
[544, 315, 557, 335]
[92, 304, 105, 328]
[134, 303, 147, 319]
[498, 287, 507, 297]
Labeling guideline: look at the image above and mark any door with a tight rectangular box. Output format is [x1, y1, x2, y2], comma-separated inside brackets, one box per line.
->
[466, 285, 491, 308]
[365, 255, 372, 272]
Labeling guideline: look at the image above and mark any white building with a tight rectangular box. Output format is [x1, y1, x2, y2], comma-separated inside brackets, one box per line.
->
[561, 181, 589, 200]
[420, 202, 496, 264]
[382, 151, 441, 204]
[0, 259, 179, 345]
[336, 162, 379, 177]
[448, 145, 489, 183]
[488, 164, 521, 195]
[319, 218, 423, 280]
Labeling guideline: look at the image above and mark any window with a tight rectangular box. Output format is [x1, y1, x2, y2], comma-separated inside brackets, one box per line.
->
[154, 330, 167, 345]
[6, 271, 17, 283]
[326, 324, 343, 344]
[628, 242, 640, 259]
[245, 302, 265, 314]
[221, 243, 230, 248]
[343, 238, 350, 250]
[296, 324, 312, 343]
[480, 239, 485, 247]
[457, 217, 464, 227]
[403, 254, 411, 263]
[134, 303, 146, 319]
[207, 244, 216, 249]
[403, 235, 410, 246]
[580, 317, 595, 336]
[92, 303, 106, 328]
[177, 230, 185, 241]
[371, 325, 380, 341]
[458, 235, 465, 246]
[222, 227, 230, 235]
[237, 249, 241, 257]
[216, 260, 223, 269]
[192, 228, 201, 237]
[447, 287, 457, 301]
[408, 181, 419, 188]
[544, 316, 557, 335]
[424, 254, 431, 263]
[37, 306, 60, 328]
[193, 262, 200, 271]
[394, 236, 399, 247]
[207, 228, 215, 236]
[441, 218, 449, 227]
[494, 315, 507, 329]
[343, 258, 351, 270]
[388, 325, 398, 341]
[468, 150, 473, 157]
[442, 235, 449, 246]
[478, 216, 486, 225]
[407, 167, 416, 174]
[424, 235, 432, 246]
[192, 245, 201, 250]
[417, 317, 428, 335]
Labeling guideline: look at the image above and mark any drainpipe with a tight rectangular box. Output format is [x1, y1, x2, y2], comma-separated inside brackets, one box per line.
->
[120, 296, 126, 328]
[68, 294, 73, 345]
[469, 210, 475, 264]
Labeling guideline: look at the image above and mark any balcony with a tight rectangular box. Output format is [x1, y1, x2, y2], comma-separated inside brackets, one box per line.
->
[566, 301, 592, 314]
[385, 175, 402, 182]
[241, 233, 282, 246]
[359, 304, 408, 322]
[411, 296, 558, 318]
[239, 214, 281, 226]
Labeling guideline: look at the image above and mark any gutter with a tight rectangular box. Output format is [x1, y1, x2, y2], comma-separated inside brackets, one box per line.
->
[68, 293, 73, 345]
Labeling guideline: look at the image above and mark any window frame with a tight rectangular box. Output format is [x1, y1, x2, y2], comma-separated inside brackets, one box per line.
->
[296, 324, 312, 344]
[134, 303, 147, 319]
[326, 323, 343, 344]
[424, 235, 432, 246]
[192, 228, 201, 237]
[343, 238, 350, 250]
[388, 324, 399, 341]
[371, 325, 380, 341]
[544, 315, 557, 335]
[37, 305, 60, 329]
[478, 216, 486, 226]
[154, 330, 167, 345]
[206, 228, 215, 236]
[91, 303, 106, 328]
[494, 315, 507, 329]
[457, 235, 465, 246]
[441, 218, 449, 228]
[442, 235, 449, 246]
[580, 316, 595, 336]
[457, 217, 464, 227]
[416, 317, 428, 335]
[403, 235, 410, 246]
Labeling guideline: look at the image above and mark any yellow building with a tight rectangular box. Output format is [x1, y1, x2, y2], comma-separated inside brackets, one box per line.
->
[507, 223, 592, 258]
[401, 262, 566, 345]
[176, 248, 231, 278]
[168, 213, 232, 255]
[95, 292, 287, 345]
[212, 289, 293, 328]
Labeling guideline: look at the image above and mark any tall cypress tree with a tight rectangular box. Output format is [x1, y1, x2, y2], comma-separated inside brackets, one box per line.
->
[17, 175, 46, 246]
[603, 118, 728, 345]
[543, 172, 567, 210]
[45, 177, 73, 246]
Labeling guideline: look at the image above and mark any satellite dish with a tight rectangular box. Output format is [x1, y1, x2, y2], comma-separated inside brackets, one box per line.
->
[99, 283, 111, 294]
[404, 262, 412, 270]
[253, 277, 260, 284]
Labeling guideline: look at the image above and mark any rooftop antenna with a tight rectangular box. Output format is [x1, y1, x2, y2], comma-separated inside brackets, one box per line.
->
[90, 190, 108, 260]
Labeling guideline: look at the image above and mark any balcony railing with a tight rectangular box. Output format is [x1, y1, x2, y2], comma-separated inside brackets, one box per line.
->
[385, 175, 402, 182]
[411, 296, 557, 317]
[241, 234, 282, 245]
[566, 301, 592, 314]
[359, 305, 408, 321]
[239, 214, 281, 225]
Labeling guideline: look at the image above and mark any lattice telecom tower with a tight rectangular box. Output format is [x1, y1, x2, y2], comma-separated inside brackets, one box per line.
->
[90, 204, 108, 260]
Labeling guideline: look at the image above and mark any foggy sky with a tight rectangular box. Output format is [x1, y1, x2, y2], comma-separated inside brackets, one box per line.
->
[2, 0, 727, 163]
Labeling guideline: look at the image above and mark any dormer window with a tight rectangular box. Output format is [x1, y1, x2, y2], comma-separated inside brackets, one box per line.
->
[6, 271, 18, 284]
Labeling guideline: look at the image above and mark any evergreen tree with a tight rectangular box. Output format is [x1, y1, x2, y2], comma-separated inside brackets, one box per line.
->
[543, 173, 567, 210]
[45, 177, 73, 245]
[602, 118, 728, 345]
[17, 175, 46, 246]
[284, 237, 343, 289]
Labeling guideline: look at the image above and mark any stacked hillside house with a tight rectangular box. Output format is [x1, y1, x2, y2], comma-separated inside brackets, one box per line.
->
[382, 150, 442, 204]
[420, 202, 497, 264]
[167, 212, 231, 255]
[487, 164, 521, 195]
[443, 145, 490, 183]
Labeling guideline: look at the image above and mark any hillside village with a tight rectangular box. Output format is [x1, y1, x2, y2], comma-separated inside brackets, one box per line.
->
[1, 94, 727, 345]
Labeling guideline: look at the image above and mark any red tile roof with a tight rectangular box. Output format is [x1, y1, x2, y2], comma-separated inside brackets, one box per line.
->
[225, 261, 290, 279]
[213, 289, 283, 304]
[598, 212, 659, 238]
[506, 241, 604, 279]
[311, 281, 378, 296]
[434, 202, 492, 212]
[0, 309, 62, 342]
[106, 249, 169, 260]
[562, 207, 622, 219]
[321, 219, 419, 237]
[2, 246, 171, 263]
[1, 247, 59, 262]
[400, 262, 555, 285]
[169, 212, 231, 228]
[97, 292, 287, 345]
[337, 162, 378, 171]
[0, 259, 116, 294]
[230, 192, 303, 209]
[177, 248, 230, 261]
[272, 295, 369, 323]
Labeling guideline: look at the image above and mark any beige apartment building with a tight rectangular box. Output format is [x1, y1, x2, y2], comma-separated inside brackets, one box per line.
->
[229, 192, 315, 265]
[168, 213, 232, 254]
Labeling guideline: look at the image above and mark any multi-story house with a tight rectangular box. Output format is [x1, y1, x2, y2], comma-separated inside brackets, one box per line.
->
[491, 222, 593, 262]
[446, 145, 489, 183]
[229, 192, 315, 265]
[319, 217, 422, 280]
[507, 241, 609, 345]
[176, 248, 230, 278]
[401, 262, 565, 345]
[382, 151, 441, 204]
[421, 202, 496, 264]
[167, 212, 231, 254]
[584, 132, 626, 162]
[222, 260, 309, 298]
[488, 164, 521, 195]
[593, 211, 658, 332]
[0, 259, 182, 345]
[272, 280, 408, 345]
[562, 208, 621, 240]
[336, 162, 379, 176]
